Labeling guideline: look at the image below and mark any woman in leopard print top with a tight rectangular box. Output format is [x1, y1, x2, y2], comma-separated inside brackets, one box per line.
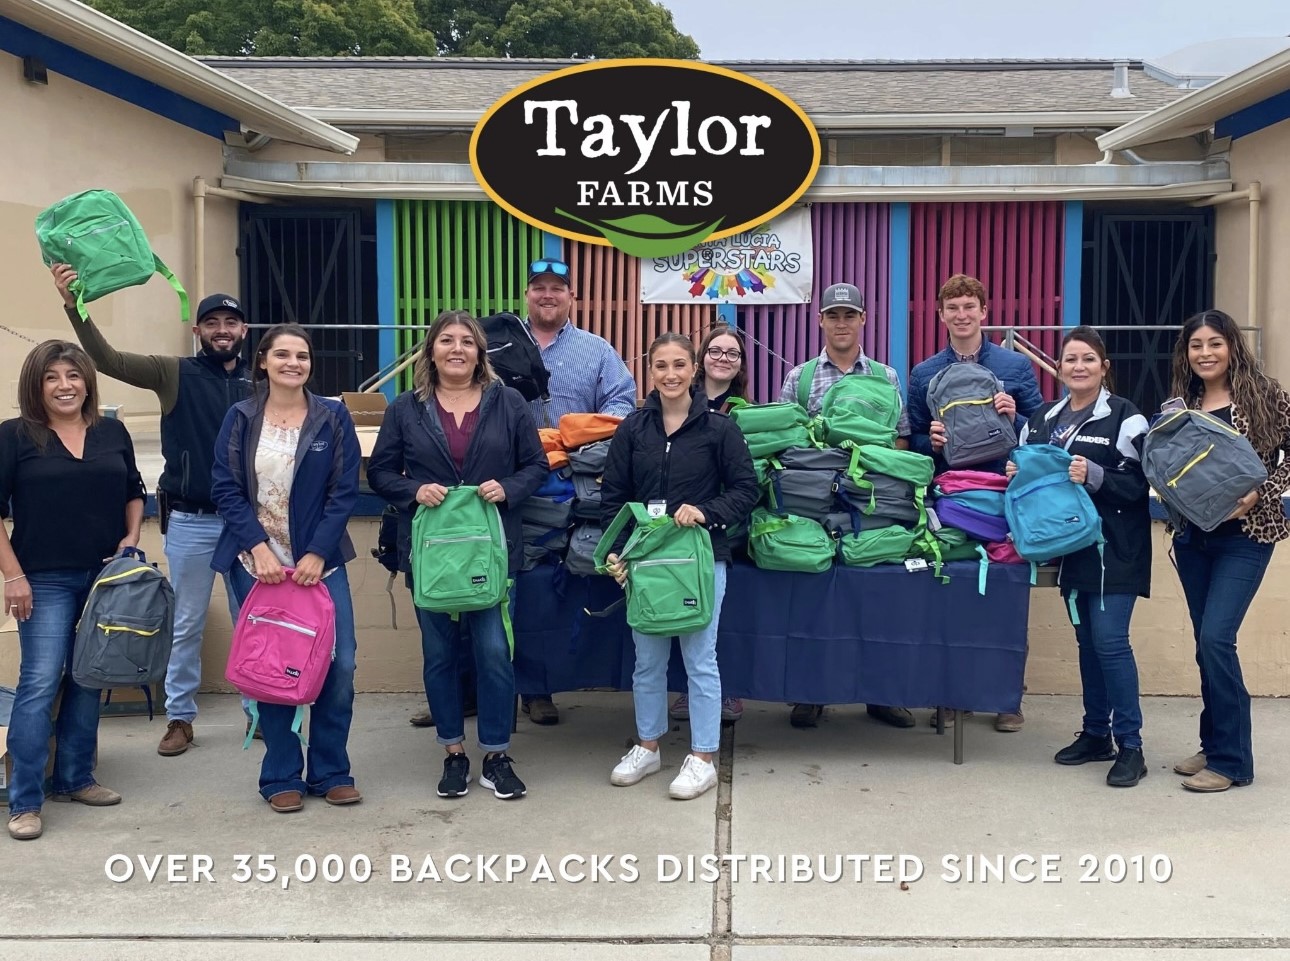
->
[1167, 310, 1290, 794]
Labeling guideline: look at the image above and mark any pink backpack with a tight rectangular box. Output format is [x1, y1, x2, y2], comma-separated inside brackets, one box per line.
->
[984, 540, 1025, 564]
[933, 470, 1010, 495]
[226, 573, 335, 747]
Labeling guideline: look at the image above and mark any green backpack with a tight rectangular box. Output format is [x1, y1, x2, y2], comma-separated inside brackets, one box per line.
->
[747, 508, 835, 573]
[798, 358, 902, 448]
[729, 403, 813, 458]
[841, 443, 936, 529]
[36, 189, 189, 322]
[919, 524, 989, 587]
[837, 525, 917, 567]
[411, 487, 509, 615]
[594, 503, 715, 635]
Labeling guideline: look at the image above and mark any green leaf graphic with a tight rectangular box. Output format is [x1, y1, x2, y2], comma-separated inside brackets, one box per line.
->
[556, 208, 724, 258]
[599, 213, 706, 233]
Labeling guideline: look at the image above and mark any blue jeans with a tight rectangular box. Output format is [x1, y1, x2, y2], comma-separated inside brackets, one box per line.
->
[164, 511, 238, 723]
[415, 586, 516, 752]
[7, 570, 103, 816]
[1173, 529, 1274, 783]
[228, 564, 358, 799]
[1066, 591, 1143, 750]
[632, 562, 728, 754]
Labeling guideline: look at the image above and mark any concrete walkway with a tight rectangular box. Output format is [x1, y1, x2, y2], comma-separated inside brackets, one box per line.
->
[3, 693, 1290, 959]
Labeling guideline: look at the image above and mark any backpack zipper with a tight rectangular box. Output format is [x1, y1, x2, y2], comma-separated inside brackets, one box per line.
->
[938, 398, 993, 417]
[247, 614, 317, 637]
[1167, 444, 1215, 488]
[71, 218, 130, 239]
[98, 624, 159, 637]
[423, 534, 492, 546]
[632, 557, 696, 567]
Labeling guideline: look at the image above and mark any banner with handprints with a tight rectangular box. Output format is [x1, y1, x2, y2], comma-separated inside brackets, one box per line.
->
[640, 207, 812, 305]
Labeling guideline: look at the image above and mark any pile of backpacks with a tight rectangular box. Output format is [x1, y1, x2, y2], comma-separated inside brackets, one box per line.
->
[519, 413, 623, 575]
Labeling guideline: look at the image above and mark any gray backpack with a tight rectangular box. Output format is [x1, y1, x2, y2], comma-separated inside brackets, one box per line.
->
[1143, 408, 1268, 532]
[765, 447, 851, 521]
[566, 522, 605, 575]
[73, 549, 175, 689]
[521, 495, 574, 530]
[834, 472, 921, 524]
[926, 362, 1018, 467]
[567, 439, 611, 474]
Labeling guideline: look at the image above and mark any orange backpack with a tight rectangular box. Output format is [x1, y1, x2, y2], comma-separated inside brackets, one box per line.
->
[538, 428, 569, 469]
[559, 413, 622, 449]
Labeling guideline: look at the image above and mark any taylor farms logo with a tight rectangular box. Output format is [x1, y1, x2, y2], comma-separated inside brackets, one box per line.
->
[470, 60, 820, 258]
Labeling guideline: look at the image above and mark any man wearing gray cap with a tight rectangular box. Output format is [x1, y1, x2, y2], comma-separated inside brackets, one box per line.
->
[51, 266, 253, 756]
[776, 281, 915, 731]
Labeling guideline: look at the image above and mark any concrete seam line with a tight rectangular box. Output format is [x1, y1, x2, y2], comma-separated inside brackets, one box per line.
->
[710, 720, 737, 961]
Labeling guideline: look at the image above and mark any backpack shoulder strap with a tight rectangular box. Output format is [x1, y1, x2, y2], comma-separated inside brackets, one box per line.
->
[594, 503, 653, 572]
[152, 254, 190, 323]
[797, 358, 819, 410]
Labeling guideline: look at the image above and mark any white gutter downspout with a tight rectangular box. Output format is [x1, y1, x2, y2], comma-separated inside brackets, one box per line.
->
[192, 176, 274, 311]
[1192, 181, 1262, 331]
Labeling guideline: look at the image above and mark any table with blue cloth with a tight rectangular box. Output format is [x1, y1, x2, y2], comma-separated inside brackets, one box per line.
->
[511, 558, 1031, 761]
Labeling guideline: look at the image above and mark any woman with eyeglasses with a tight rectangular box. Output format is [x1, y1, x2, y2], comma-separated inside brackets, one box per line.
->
[668, 324, 752, 726]
[1165, 310, 1290, 793]
[696, 324, 749, 413]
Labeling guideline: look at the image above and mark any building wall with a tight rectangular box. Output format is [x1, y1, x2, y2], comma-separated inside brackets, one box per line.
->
[0, 50, 240, 420]
[6, 516, 1287, 697]
[1216, 117, 1290, 383]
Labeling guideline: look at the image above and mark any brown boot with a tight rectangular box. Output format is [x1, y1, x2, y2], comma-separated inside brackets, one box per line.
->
[1173, 752, 1207, 776]
[995, 712, 1025, 733]
[158, 720, 194, 756]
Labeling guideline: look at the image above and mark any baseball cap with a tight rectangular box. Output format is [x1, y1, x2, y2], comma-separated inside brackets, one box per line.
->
[528, 259, 572, 286]
[819, 283, 864, 313]
[195, 294, 245, 324]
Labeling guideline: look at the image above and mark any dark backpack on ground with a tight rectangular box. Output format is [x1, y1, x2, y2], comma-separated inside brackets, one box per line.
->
[926, 362, 1017, 468]
[1143, 408, 1268, 532]
[73, 548, 175, 689]
[481, 313, 550, 402]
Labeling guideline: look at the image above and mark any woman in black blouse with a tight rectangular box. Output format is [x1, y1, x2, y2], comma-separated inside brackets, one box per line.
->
[0, 341, 145, 841]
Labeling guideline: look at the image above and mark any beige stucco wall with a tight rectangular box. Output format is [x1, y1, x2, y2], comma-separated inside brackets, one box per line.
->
[0, 50, 241, 419]
[6, 516, 1286, 698]
[1215, 117, 1290, 384]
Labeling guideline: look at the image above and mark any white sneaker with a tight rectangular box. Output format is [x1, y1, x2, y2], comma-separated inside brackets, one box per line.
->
[610, 745, 661, 786]
[669, 754, 718, 800]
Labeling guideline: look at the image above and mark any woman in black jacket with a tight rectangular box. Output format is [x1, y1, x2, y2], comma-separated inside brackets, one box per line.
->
[601, 332, 759, 801]
[1010, 326, 1152, 787]
[367, 311, 546, 801]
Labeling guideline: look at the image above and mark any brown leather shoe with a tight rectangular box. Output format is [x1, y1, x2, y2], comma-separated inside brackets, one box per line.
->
[324, 785, 362, 806]
[995, 712, 1025, 733]
[523, 697, 560, 725]
[268, 791, 304, 813]
[1181, 769, 1252, 793]
[1173, 752, 1207, 776]
[54, 783, 121, 806]
[8, 813, 42, 840]
[927, 709, 972, 728]
[158, 720, 194, 756]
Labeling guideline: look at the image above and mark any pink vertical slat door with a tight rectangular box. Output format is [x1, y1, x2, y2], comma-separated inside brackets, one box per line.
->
[908, 201, 1064, 399]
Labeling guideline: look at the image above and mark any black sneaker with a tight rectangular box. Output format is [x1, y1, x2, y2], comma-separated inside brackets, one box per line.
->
[1106, 747, 1148, 787]
[480, 753, 527, 800]
[437, 753, 471, 797]
[1053, 732, 1116, 765]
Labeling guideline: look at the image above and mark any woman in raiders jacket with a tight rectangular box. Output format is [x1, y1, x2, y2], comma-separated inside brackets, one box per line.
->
[1010, 326, 1152, 788]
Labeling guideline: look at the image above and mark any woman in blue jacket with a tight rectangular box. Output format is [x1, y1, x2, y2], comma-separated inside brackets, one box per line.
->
[211, 324, 362, 814]
[1009, 326, 1152, 788]
[367, 311, 546, 802]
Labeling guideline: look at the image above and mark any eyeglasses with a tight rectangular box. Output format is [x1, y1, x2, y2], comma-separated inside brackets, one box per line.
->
[705, 347, 742, 362]
[529, 260, 571, 278]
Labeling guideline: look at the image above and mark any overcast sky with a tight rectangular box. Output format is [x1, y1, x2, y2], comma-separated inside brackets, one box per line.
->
[666, 0, 1288, 61]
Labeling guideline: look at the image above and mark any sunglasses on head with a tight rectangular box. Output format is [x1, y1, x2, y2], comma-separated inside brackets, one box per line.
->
[530, 260, 571, 278]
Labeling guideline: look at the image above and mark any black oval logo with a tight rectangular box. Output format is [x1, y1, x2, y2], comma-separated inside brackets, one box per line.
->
[470, 59, 820, 258]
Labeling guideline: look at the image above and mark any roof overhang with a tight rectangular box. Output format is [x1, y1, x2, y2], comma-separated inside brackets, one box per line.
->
[1098, 46, 1290, 151]
[220, 157, 1232, 204]
[303, 106, 1152, 134]
[1, 0, 358, 153]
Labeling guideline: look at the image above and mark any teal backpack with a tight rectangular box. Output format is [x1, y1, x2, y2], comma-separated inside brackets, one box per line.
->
[798, 358, 902, 448]
[411, 486, 510, 621]
[594, 503, 715, 635]
[36, 189, 189, 322]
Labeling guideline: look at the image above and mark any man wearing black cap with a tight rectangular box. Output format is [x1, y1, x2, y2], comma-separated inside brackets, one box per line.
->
[776, 281, 916, 731]
[52, 265, 253, 756]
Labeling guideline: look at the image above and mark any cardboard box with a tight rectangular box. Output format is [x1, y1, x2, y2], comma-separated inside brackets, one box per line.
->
[342, 392, 388, 427]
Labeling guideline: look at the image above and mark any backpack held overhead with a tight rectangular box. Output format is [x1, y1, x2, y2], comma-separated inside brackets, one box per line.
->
[36, 189, 189, 322]
[593, 503, 716, 635]
[225, 573, 336, 748]
[925, 362, 1017, 467]
[73, 548, 175, 692]
[1142, 408, 1268, 532]
[411, 487, 509, 614]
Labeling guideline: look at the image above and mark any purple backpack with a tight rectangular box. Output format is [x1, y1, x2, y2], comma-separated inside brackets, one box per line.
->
[226, 573, 336, 747]
[934, 498, 1010, 543]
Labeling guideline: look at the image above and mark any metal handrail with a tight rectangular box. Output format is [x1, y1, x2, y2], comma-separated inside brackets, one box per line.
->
[981, 323, 1263, 362]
